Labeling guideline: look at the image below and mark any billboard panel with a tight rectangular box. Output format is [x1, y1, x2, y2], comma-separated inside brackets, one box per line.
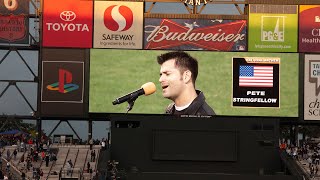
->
[144, 19, 247, 51]
[40, 48, 89, 118]
[248, 5, 298, 52]
[93, 1, 143, 49]
[232, 57, 280, 108]
[304, 54, 320, 120]
[299, 5, 320, 52]
[42, 0, 93, 48]
[89, 49, 299, 117]
[0, 0, 29, 44]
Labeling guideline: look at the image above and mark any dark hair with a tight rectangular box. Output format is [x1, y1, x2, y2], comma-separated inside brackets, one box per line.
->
[157, 51, 198, 85]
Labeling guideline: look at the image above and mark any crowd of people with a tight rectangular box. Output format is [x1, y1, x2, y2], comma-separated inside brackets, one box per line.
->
[281, 141, 320, 178]
[0, 158, 12, 180]
[0, 134, 112, 180]
[0, 133, 59, 180]
[107, 160, 121, 180]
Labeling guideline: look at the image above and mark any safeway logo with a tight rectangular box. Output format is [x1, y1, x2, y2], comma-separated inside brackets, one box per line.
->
[104, 5, 133, 32]
[60, 11, 76, 22]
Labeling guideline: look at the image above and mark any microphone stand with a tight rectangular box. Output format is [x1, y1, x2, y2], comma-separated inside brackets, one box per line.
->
[126, 92, 139, 113]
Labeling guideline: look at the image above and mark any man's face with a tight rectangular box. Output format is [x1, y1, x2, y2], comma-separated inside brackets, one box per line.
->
[159, 59, 185, 101]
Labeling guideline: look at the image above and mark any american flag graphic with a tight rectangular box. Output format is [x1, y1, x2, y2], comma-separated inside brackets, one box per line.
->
[239, 65, 273, 87]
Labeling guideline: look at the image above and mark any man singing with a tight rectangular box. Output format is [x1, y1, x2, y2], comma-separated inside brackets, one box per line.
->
[157, 51, 215, 116]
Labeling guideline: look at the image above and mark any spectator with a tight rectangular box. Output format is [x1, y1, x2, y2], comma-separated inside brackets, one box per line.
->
[89, 167, 93, 177]
[89, 138, 94, 150]
[106, 138, 110, 149]
[13, 149, 17, 160]
[51, 153, 57, 162]
[47, 139, 51, 147]
[308, 156, 313, 169]
[33, 150, 39, 162]
[19, 153, 24, 164]
[310, 164, 315, 178]
[36, 168, 40, 180]
[6, 149, 10, 160]
[39, 142, 43, 152]
[101, 139, 106, 151]
[87, 162, 90, 173]
[316, 153, 320, 165]
[21, 171, 26, 180]
[66, 161, 72, 176]
[32, 167, 37, 179]
[21, 141, 25, 152]
[41, 151, 45, 161]
[39, 169, 43, 178]
[92, 170, 97, 179]
[68, 159, 73, 168]
[23, 141, 27, 152]
[45, 153, 50, 167]
[26, 157, 32, 171]
[17, 140, 21, 152]
[107, 161, 113, 171]
[28, 138, 33, 145]
[292, 147, 298, 160]
[91, 150, 96, 162]
[6, 162, 10, 174]
[0, 170, 3, 180]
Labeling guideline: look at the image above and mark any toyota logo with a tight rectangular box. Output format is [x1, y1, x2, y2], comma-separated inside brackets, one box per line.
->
[60, 11, 76, 22]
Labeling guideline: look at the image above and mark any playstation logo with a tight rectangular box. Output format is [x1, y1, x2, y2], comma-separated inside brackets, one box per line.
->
[47, 68, 79, 93]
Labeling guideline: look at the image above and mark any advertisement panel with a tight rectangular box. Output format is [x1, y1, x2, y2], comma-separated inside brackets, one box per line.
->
[40, 48, 88, 118]
[42, 0, 93, 48]
[248, 5, 298, 52]
[233, 57, 280, 107]
[299, 5, 320, 52]
[41, 61, 84, 103]
[144, 19, 247, 51]
[304, 54, 320, 120]
[93, 1, 143, 49]
[89, 49, 299, 117]
[0, 0, 29, 44]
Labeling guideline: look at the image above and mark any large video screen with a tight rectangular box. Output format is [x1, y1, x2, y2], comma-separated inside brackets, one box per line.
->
[89, 49, 299, 117]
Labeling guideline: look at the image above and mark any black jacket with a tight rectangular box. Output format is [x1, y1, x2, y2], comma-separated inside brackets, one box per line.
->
[165, 90, 216, 116]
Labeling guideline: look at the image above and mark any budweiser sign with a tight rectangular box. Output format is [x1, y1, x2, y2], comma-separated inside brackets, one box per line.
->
[144, 19, 247, 51]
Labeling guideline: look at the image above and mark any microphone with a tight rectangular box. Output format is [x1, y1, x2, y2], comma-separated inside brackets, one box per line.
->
[112, 82, 156, 105]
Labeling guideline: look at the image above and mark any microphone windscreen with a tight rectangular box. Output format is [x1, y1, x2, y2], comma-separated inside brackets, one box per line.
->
[141, 82, 156, 96]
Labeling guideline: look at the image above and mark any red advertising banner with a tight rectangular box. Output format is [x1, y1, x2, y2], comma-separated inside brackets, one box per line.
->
[299, 5, 320, 52]
[42, 0, 93, 48]
[144, 19, 247, 51]
[0, 0, 29, 44]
